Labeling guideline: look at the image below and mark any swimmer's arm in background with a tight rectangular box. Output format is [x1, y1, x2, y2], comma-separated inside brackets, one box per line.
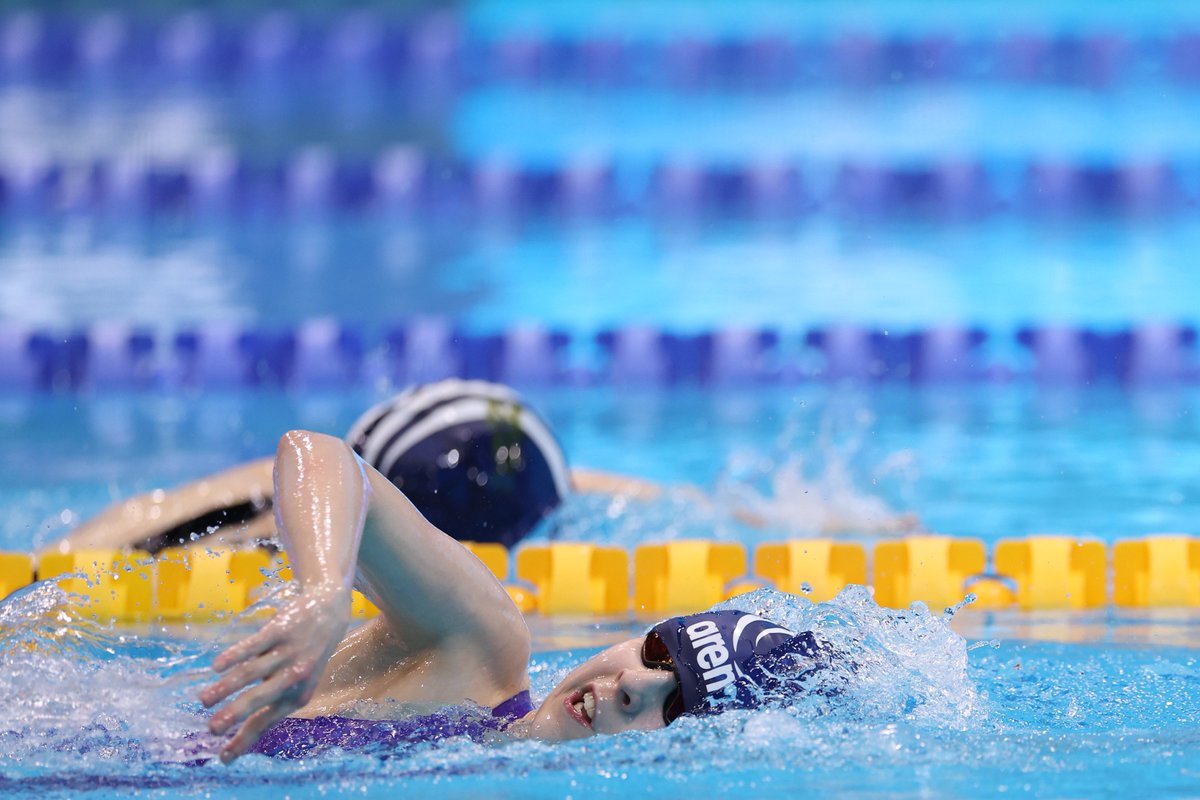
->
[570, 467, 663, 499]
[47, 457, 277, 554]
[571, 468, 743, 516]
[572, 468, 920, 533]
[572, 468, 772, 525]
[201, 431, 529, 763]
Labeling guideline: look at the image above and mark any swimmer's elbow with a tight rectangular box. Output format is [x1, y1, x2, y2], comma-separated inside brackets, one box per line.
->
[274, 430, 367, 499]
[277, 428, 345, 457]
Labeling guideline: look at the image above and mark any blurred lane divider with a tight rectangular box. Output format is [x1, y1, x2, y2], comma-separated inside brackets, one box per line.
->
[633, 540, 747, 613]
[994, 535, 1107, 609]
[6, 533, 1200, 620]
[755, 539, 867, 602]
[1113, 534, 1200, 607]
[873, 536, 986, 610]
[516, 543, 628, 615]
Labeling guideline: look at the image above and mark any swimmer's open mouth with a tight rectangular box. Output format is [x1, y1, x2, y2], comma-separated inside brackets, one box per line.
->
[565, 687, 595, 729]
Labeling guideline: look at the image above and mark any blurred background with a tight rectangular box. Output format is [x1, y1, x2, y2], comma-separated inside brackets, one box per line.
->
[3, 0, 1200, 549]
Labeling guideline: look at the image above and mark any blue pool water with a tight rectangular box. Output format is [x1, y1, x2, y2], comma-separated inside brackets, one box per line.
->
[456, 86, 1200, 165]
[465, 0, 1200, 38]
[6, 215, 1200, 332]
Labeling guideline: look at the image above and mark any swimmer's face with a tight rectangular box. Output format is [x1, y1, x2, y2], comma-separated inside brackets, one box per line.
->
[523, 637, 678, 740]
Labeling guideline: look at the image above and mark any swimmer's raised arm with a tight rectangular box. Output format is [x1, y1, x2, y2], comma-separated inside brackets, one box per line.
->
[200, 432, 362, 761]
[201, 430, 529, 763]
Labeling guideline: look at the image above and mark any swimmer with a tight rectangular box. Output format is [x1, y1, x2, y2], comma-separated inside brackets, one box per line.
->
[200, 429, 832, 762]
[49, 378, 918, 559]
[50, 380, 660, 555]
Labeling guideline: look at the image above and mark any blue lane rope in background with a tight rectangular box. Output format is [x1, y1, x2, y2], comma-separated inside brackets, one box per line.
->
[0, 319, 1194, 391]
[3, 9, 1200, 89]
[0, 151, 1194, 218]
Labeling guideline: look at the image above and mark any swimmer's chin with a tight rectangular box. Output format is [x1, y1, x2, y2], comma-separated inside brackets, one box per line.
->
[505, 711, 536, 738]
[507, 699, 596, 742]
[505, 711, 559, 741]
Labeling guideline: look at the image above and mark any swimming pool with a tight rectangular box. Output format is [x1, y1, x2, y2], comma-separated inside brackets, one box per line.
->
[4, 576, 1199, 799]
[4, 0, 1200, 797]
[2, 385, 1200, 799]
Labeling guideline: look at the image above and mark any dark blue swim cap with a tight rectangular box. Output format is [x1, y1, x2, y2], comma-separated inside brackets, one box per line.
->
[346, 380, 570, 547]
[650, 610, 830, 718]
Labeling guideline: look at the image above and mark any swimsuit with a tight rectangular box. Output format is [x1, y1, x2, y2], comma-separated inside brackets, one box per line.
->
[139, 498, 274, 555]
[248, 690, 535, 759]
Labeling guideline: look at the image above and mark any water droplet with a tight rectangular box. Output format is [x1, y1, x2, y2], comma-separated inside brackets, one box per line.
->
[799, 581, 813, 594]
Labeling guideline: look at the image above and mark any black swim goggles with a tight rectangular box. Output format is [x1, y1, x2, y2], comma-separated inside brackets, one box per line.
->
[641, 630, 686, 725]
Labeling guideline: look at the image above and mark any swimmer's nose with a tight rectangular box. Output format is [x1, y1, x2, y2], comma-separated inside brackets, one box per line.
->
[614, 667, 676, 720]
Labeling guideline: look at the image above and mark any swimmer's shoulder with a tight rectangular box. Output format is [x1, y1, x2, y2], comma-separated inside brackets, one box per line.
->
[308, 615, 529, 714]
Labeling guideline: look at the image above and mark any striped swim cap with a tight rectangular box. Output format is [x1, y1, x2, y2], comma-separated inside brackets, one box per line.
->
[345, 380, 570, 547]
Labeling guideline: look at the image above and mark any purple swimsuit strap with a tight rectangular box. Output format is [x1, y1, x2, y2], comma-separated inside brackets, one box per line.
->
[491, 689, 534, 721]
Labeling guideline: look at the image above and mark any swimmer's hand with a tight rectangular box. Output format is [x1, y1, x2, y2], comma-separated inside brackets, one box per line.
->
[200, 584, 351, 764]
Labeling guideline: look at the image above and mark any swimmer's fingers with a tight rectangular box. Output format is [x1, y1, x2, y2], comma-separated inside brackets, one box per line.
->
[211, 623, 283, 673]
[199, 647, 289, 708]
[208, 659, 317, 738]
[219, 702, 293, 764]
